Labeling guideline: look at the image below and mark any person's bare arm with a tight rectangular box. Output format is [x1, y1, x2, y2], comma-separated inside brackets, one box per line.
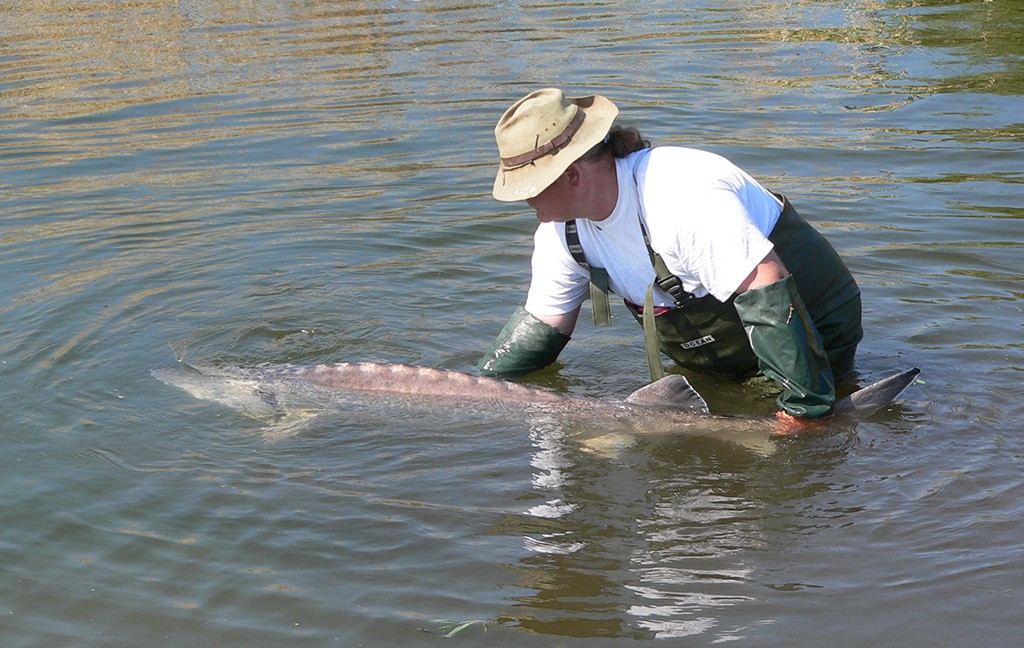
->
[736, 249, 789, 293]
[536, 306, 581, 336]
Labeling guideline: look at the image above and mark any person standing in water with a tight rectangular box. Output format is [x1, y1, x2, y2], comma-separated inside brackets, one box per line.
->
[478, 88, 863, 423]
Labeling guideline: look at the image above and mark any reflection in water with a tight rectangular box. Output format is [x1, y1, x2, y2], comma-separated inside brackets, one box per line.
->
[623, 483, 760, 640]
[524, 416, 579, 525]
[503, 418, 852, 640]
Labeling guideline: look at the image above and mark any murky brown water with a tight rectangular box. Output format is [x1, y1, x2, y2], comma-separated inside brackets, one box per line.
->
[2, 1, 1022, 645]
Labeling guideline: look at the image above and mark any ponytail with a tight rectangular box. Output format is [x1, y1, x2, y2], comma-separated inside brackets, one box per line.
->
[606, 126, 650, 158]
[578, 125, 651, 162]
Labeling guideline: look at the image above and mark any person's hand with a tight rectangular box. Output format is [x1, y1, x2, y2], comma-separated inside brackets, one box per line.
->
[769, 410, 830, 437]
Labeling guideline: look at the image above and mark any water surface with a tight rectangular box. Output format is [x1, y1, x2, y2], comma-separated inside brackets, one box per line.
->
[2, 1, 1022, 645]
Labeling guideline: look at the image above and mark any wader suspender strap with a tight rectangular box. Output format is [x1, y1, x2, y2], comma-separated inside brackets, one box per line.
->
[565, 220, 612, 327]
[633, 153, 695, 381]
[565, 216, 692, 383]
[637, 219, 693, 307]
[641, 283, 665, 381]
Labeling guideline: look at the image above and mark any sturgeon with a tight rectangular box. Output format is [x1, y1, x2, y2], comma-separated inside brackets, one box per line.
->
[152, 362, 920, 451]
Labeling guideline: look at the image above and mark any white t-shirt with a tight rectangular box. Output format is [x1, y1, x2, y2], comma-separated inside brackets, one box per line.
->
[525, 147, 783, 318]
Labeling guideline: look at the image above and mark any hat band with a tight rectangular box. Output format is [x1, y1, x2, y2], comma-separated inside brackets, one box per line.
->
[500, 110, 586, 170]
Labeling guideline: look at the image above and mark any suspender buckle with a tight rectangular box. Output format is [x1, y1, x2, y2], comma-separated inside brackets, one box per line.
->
[657, 275, 691, 306]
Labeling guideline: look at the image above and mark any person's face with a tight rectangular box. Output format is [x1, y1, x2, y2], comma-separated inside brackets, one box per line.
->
[526, 164, 581, 223]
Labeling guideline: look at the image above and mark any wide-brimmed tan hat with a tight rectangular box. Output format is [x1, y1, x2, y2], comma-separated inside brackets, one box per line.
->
[492, 88, 618, 202]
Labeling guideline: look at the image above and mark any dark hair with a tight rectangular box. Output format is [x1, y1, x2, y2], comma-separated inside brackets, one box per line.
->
[579, 125, 651, 162]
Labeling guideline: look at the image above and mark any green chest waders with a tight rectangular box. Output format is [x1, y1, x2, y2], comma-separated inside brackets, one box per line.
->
[767, 196, 862, 378]
[566, 218, 756, 381]
[565, 195, 862, 383]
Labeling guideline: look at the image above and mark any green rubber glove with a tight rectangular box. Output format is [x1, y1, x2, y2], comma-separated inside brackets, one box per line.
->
[477, 305, 571, 377]
[733, 276, 835, 419]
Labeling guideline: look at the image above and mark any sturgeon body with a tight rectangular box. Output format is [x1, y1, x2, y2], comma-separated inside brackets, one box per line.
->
[153, 362, 920, 452]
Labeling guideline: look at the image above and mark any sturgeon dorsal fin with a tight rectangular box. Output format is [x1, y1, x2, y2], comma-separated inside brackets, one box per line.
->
[626, 375, 710, 415]
[834, 368, 921, 415]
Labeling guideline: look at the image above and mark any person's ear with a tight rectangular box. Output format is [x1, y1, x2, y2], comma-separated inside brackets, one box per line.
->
[564, 162, 582, 187]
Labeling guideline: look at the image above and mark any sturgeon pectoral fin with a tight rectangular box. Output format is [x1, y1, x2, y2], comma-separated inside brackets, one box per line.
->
[579, 432, 636, 458]
[626, 375, 710, 415]
[260, 410, 325, 442]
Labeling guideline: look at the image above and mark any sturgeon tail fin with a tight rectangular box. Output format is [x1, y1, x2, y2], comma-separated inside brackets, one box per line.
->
[834, 368, 921, 416]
